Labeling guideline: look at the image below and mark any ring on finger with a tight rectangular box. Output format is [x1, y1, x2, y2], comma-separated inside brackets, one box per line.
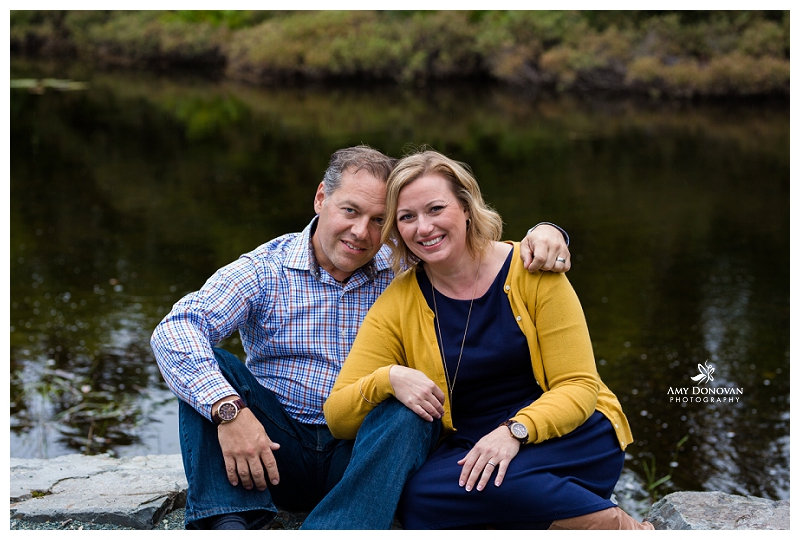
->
[487, 461, 496, 467]
[556, 257, 566, 263]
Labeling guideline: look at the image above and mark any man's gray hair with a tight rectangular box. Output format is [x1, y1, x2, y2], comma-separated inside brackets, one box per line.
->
[322, 145, 397, 196]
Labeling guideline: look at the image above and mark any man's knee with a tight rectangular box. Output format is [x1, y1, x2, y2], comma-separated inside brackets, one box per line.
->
[364, 398, 440, 442]
[367, 397, 420, 425]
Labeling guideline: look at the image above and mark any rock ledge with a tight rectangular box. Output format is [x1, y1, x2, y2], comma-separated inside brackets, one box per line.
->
[645, 490, 790, 530]
[10, 453, 789, 530]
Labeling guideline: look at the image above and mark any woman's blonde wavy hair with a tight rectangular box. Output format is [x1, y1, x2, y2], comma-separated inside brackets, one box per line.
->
[382, 148, 504, 275]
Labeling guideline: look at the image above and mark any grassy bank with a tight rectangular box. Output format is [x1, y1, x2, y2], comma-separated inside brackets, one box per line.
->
[10, 10, 790, 97]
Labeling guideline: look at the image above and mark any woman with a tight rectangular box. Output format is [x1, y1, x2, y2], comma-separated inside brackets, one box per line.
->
[323, 149, 652, 530]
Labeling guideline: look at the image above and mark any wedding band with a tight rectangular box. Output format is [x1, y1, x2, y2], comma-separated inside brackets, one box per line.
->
[556, 257, 566, 263]
[487, 461, 496, 467]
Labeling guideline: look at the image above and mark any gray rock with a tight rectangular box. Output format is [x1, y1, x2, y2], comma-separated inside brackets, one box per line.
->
[646, 491, 790, 530]
[10, 454, 790, 530]
[10, 454, 187, 530]
[11, 453, 125, 503]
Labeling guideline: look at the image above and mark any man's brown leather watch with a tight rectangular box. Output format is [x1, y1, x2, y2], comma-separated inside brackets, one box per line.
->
[212, 398, 247, 425]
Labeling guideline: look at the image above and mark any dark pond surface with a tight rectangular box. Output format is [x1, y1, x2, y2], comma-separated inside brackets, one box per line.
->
[9, 59, 789, 504]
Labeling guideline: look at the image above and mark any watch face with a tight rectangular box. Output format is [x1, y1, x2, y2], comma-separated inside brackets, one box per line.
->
[511, 422, 527, 438]
[218, 402, 238, 422]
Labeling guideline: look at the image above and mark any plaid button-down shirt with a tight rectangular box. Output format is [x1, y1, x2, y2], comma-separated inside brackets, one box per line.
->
[151, 217, 395, 425]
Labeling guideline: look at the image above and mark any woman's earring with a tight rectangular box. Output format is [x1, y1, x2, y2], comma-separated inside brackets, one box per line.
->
[466, 218, 472, 228]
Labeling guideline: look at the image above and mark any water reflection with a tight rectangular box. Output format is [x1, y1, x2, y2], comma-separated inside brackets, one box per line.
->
[9, 59, 789, 502]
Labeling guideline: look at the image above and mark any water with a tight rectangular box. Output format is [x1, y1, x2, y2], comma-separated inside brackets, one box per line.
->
[9, 59, 789, 502]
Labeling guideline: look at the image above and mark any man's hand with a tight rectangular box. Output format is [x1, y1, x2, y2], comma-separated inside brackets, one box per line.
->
[389, 365, 445, 422]
[520, 224, 571, 273]
[217, 407, 281, 491]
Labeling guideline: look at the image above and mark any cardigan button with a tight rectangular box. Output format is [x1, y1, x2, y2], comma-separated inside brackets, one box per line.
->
[516, 316, 522, 321]
[505, 285, 510, 291]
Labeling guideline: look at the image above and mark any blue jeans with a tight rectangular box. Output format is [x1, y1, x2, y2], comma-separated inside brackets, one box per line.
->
[179, 348, 440, 529]
[301, 395, 441, 529]
[179, 348, 353, 529]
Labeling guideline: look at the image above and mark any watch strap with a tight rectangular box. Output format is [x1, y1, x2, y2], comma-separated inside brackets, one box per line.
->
[500, 419, 529, 444]
[212, 398, 246, 425]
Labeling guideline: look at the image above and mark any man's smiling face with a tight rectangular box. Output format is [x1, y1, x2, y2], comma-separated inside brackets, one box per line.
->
[311, 167, 387, 282]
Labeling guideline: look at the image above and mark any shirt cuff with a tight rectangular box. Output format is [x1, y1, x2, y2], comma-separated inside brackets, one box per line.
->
[528, 222, 570, 246]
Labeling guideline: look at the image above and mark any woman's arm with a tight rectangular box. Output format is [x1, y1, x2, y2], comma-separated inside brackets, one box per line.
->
[513, 271, 600, 443]
[323, 288, 407, 439]
[324, 303, 446, 439]
[456, 269, 600, 491]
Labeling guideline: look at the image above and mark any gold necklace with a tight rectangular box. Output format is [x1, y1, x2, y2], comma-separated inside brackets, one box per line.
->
[430, 261, 481, 403]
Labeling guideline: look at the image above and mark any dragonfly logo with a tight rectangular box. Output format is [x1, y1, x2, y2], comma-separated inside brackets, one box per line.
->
[691, 360, 715, 385]
[667, 360, 743, 403]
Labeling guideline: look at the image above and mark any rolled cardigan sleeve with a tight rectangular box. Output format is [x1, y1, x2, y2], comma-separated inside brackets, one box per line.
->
[323, 297, 405, 439]
[513, 271, 600, 444]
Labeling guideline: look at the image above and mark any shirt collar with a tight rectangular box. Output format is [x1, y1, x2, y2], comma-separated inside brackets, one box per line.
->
[283, 216, 392, 282]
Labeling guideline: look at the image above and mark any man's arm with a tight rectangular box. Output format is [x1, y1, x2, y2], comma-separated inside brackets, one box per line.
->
[150, 261, 254, 419]
[151, 257, 279, 491]
[519, 222, 571, 273]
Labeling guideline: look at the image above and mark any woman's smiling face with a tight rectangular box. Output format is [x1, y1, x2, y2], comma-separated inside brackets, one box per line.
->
[396, 173, 470, 269]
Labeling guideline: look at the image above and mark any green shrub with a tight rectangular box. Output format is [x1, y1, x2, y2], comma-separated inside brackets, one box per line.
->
[400, 11, 483, 80]
[738, 20, 787, 57]
[226, 11, 484, 83]
[625, 56, 663, 84]
[626, 52, 789, 96]
[537, 25, 634, 86]
[9, 9, 790, 96]
[473, 11, 581, 82]
[10, 10, 74, 53]
[160, 10, 276, 29]
[76, 11, 226, 63]
[705, 52, 789, 94]
[226, 11, 379, 77]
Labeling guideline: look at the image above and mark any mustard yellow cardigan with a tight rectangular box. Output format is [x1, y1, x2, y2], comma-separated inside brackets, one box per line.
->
[324, 242, 633, 451]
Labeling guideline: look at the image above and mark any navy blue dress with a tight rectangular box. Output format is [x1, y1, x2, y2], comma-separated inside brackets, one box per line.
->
[397, 251, 624, 529]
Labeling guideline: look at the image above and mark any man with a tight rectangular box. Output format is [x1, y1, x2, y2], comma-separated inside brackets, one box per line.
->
[151, 145, 571, 530]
